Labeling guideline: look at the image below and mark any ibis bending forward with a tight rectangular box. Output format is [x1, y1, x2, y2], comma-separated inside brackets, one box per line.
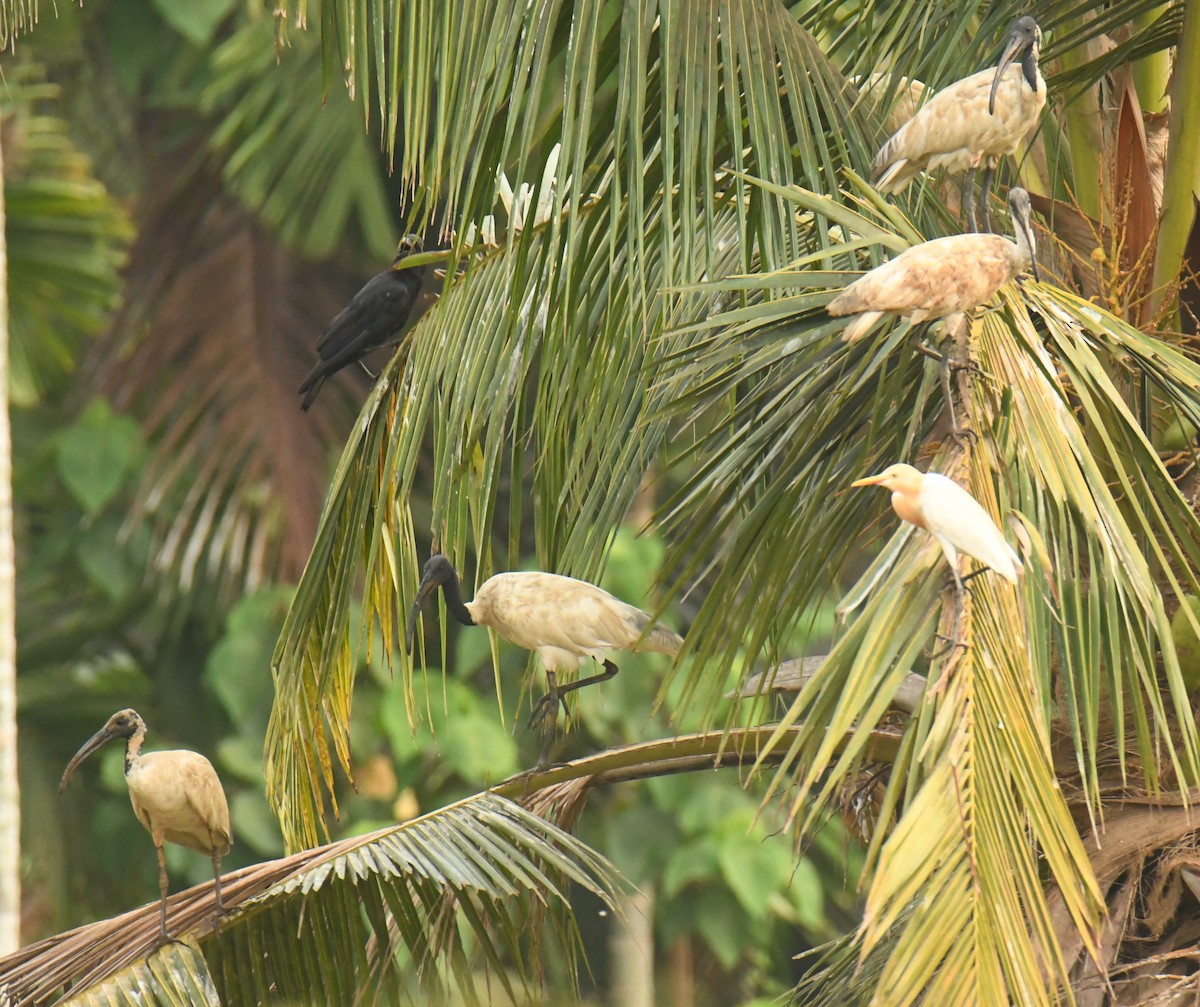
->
[407, 555, 684, 768]
[298, 234, 425, 411]
[851, 463, 1022, 600]
[827, 186, 1037, 345]
[60, 709, 232, 942]
[872, 16, 1045, 231]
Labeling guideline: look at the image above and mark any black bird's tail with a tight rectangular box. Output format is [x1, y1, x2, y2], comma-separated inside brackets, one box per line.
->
[298, 368, 327, 412]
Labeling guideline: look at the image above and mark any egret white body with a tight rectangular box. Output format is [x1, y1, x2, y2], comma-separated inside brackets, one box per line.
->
[407, 556, 683, 766]
[827, 187, 1036, 343]
[851, 463, 1022, 589]
[60, 709, 232, 941]
[872, 17, 1045, 230]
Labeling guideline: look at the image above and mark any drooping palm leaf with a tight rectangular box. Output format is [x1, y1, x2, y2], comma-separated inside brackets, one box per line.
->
[2, 61, 131, 407]
[262, 1, 1200, 1003]
[655, 177, 1200, 1001]
[0, 793, 620, 1006]
[78, 158, 361, 600]
[268, 0, 879, 852]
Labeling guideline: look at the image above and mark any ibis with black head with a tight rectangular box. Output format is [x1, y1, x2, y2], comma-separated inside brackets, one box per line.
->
[60, 709, 232, 942]
[406, 555, 684, 768]
[872, 16, 1045, 231]
[827, 186, 1037, 344]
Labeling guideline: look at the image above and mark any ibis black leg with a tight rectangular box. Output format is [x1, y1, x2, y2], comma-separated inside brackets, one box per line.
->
[528, 660, 620, 730]
[211, 849, 225, 923]
[962, 171, 978, 233]
[979, 165, 996, 233]
[528, 661, 620, 770]
[156, 842, 170, 943]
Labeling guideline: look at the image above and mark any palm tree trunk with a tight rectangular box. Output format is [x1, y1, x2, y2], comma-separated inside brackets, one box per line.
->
[0, 110, 19, 954]
[610, 885, 655, 1007]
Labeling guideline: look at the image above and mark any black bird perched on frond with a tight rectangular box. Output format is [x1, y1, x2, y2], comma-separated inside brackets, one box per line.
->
[298, 234, 426, 411]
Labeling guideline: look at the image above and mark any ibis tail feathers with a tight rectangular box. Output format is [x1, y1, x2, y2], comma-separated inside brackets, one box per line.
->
[873, 156, 913, 194]
[625, 607, 684, 656]
[838, 310, 885, 343]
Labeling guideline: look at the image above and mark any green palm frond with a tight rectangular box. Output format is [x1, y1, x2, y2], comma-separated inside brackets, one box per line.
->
[2, 61, 131, 407]
[651, 178, 1200, 1001]
[0, 793, 619, 1006]
[203, 16, 397, 261]
[267, 0, 881, 852]
[260, 1, 1200, 1002]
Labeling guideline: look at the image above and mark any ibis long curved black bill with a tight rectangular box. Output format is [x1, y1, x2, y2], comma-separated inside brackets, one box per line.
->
[59, 725, 118, 793]
[405, 565, 447, 653]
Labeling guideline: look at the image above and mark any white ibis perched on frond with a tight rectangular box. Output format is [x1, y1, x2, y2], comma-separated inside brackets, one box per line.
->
[298, 234, 426, 411]
[406, 555, 684, 768]
[60, 709, 232, 942]
[872, 16, 1045, 231]
[827, 186, 1037, 343]
[851, 463, 1022, 602]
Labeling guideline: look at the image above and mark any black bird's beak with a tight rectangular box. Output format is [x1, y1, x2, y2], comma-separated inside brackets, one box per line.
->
[989, 30, 1024, 115]
[59, 724, 119, 793]
[405, 567, 442, 654]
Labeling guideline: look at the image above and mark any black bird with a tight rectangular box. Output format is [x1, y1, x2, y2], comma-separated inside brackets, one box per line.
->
[298, 234, 426, 411]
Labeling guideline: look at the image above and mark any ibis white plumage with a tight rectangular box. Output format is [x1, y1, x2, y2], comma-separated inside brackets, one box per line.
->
[872, 16, 1045, 231]
[406, 555, 683, 767]
[60, 709, 233, 942]
[851, 463, 1022, 595]
[827, 186, 1037, 344]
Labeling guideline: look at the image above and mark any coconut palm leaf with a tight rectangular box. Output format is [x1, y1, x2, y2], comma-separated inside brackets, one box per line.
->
[653, 177, 1200, 1001]
[2, 61, 131, 407]
[0, 0, 34, 50]
[0, 793, 619, 1006]
[268, 0, 881, 852]
[201, 16, 397, 262]
[261, 1, 1200, 1002]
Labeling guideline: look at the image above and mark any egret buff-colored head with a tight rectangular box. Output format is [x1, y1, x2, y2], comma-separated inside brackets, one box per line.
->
[851, 463, 924, 494]
[851, 463, 929, 530]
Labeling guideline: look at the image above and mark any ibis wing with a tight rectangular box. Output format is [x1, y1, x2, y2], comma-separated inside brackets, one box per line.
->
[829, 235, 1014, 318]
[174, 753, 233, 853]
[481, 572, 680, 657]
[872, 69, 994, 179]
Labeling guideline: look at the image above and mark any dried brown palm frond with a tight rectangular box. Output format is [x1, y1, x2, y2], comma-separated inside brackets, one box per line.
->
[75, 151, 375, 600]
[0, 793, 619, 1006]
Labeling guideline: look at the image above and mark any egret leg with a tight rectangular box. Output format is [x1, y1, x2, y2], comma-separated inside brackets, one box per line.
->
[155, 842, 170, 943]
[962, 171, 978, 233]
[979, 165, 996, 233]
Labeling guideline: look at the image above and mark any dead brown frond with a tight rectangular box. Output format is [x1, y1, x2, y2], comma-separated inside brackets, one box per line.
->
[75, 147, 392, 598]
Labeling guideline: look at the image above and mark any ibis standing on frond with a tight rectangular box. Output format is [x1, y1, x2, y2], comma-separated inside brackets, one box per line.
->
[60, 709, 233, 942]
[871, 16, 1045, 231]
[851, 463, 1022, 604]
[298, 234, 426, 411]
[827, 187, 1037, 343]
[406, 555, 684, 769]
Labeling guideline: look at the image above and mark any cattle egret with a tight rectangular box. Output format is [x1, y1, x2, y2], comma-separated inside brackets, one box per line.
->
[406, 555, 684, 767]
[60, 709, 233, 942]
[827, 187, 1037, 346]
[851, 463, 1022, 598]
[872, 16, 1045, 231]
[298, 234, 425, 410]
